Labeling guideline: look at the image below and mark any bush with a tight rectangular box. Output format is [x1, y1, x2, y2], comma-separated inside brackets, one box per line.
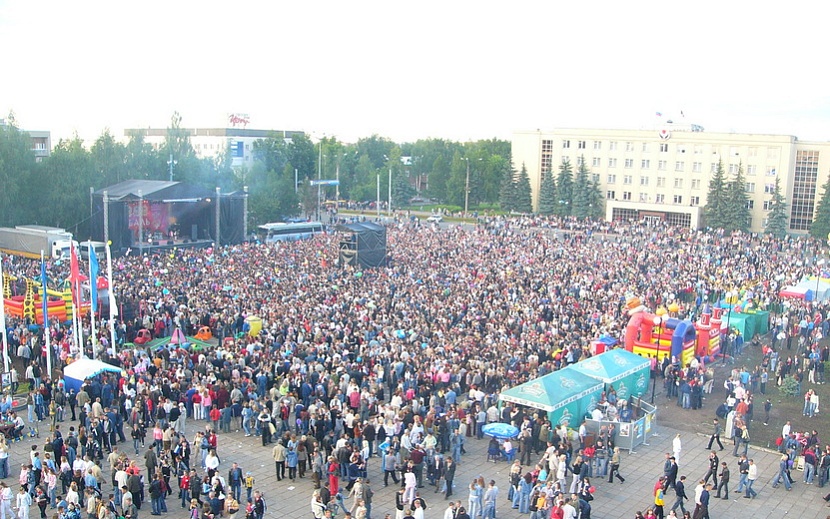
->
[778, 376, 800, 396]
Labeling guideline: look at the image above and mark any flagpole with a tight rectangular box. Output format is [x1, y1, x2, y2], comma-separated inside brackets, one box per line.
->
[0, 252, 8, 374]
[88, 240, 98, 359]
[105, 241, 118, 357]
[41, 252, 52, 379]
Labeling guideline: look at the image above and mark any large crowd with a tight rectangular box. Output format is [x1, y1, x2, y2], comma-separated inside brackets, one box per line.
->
[0, 214, 829, 519]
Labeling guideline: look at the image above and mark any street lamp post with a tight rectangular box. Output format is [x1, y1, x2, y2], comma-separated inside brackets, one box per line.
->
[167, 154, 177, 182]
[723, 291, 733, 365]
[464, 158, 471, 216]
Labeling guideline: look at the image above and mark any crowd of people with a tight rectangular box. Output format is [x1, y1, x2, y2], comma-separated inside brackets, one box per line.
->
[0, 215, 827, 519]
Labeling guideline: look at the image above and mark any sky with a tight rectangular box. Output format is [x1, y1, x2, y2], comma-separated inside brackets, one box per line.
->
[2, 0, 830, 145]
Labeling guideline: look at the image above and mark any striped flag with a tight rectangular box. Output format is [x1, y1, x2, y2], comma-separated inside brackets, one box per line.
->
[89, 243, 99, 311]
[40, 257, 48, 326]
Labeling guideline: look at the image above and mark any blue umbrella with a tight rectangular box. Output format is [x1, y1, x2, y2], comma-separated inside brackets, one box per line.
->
[481, 423, 519, 439]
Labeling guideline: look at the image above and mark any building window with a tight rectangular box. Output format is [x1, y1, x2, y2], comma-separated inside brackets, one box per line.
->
[745, 200, 754, 209]
[656, 177, 666, 187]
[766, 168, 777, 176]
[673, 195, 683, 204]
[592, 174, 600, 183]
[607, 174, 617, 184]
[593, 141, 602, 150]
[609, 141, 617, 151]
[748, 147, 758, 157]
[623, 175, 633, 185]
[592, 157, 601, 167]
[608, 158, 617, 168]
[768, 148, 780, 160]
[641, 159, 650, 169]
[675, 161, 685, 172]
[541, 139, 554, 174]
[694, 145, 703, 155]
[577, 156, 585, 166]
[729, 164, 738, 174]
[711, 163, 718, 173]
[691, 179, 701, 190]
[692, 162, 702, 173]
[642, 143, 650, 152]
[625, 142, 634, 152]
[623, 191, 632, 201]
[746, 165, 756, 175]
[625, 159, 634, 168]
[655, 194, 665, 203]
[640, 176, 649, 186]
[658, 160, 667, 171]
[764, 183, 775, 194]
[578, 140, 586, 149]
[790, 149, 820, 231]
[763, 200, 772, 211]
[674, 178, 683, 189]
[660, 143, 668, 153]
[691, 196, 700, 205]
[562, 140, 570, 149]
[542, 140, 553, 152]
[606, 190, 616, 200]
[639, 193, 648, 202]
[745, 182, 755, 193]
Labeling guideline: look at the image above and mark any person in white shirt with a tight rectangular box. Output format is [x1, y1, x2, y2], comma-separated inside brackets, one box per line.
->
[672, 434, 682, 465]
[782, 421, 791, 439]
[14, 486, 31, 519]
[561, 497, 577, 519]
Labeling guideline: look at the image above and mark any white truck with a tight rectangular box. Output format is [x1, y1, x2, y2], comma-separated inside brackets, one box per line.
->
[0, 225, 79, 259]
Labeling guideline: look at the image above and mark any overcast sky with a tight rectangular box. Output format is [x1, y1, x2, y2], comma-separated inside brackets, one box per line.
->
[2, 0, 830, 145]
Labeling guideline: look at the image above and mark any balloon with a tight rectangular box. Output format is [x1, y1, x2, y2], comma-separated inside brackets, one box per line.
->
[655, 306, 667, 316]
[668, 302, 679, 313]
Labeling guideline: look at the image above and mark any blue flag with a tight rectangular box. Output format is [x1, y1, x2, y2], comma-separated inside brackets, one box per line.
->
[89, 245, 99, 310]
[40, 259, 48, 325]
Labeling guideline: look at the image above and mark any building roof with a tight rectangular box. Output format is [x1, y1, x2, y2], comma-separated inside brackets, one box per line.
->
[93, 180, 213, 201]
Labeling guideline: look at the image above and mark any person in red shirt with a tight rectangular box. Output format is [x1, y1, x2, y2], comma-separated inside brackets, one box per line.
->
[549, 499, 564, 519]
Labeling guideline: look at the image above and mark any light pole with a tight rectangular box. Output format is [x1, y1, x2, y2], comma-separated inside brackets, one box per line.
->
[167, 154, 177, 182]
[389, 167, 393, 215]
[376, 172, 381, 218]
[723, 290, 733, 365]
[464, 158, 470, 216]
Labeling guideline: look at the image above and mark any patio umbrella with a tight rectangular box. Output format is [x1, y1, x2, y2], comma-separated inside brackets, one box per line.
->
[481, 423, 519, 439]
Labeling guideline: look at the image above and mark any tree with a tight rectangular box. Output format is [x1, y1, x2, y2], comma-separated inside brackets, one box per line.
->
[724, 163, 751, 232]
[427, 155, 449, 201]
[0, 113, 37, 226]
[90, 130, 128, 187]
[538, 167, 557, 215]
[586, 179, 605, 219]
[704, 159, 728, 230]
[811, 176, 830, 240]
[765, 176, 789, 238]
[554, 159, 573, 216]
[499, 163, 517, 212]
[514, 163, 533, 214]
[35, 134, 95, 237]
[571, 158, 591, 219]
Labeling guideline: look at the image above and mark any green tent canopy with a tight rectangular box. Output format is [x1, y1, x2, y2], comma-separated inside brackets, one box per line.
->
[569, 348, 651, 400]
[500, 368, 604, 413]
[147, 336, 214, 351]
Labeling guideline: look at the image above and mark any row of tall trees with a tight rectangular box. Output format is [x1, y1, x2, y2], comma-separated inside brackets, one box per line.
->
[704, 159, 790, 237]
[506, 158, 604, 218]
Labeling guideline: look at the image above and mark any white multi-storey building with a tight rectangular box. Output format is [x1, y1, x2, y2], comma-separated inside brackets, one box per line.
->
[124, 126, 303, 168]
[512, 124, 830, 233]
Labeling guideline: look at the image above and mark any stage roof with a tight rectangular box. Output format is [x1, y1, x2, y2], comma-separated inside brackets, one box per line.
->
[337, 222, 386, 233]
[93, 180, 214, 202]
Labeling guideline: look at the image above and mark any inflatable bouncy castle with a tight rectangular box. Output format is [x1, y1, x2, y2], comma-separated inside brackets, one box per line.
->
[624, 298, 696, 367]
[694, 307, 722, 362]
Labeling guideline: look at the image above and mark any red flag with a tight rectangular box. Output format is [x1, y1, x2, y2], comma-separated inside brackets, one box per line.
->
[69, 242, 81, 308]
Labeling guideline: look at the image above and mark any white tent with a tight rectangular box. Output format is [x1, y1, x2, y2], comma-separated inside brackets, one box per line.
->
[63, 358, 122, 392]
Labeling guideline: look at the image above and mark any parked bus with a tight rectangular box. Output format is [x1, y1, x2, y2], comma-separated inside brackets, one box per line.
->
[258, 221, 325, 243]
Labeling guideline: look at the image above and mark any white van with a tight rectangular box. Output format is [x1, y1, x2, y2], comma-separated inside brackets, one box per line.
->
[79, 241, 107, 260]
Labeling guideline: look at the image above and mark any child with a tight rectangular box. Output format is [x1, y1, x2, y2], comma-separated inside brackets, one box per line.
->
[244, 473, 254, 503]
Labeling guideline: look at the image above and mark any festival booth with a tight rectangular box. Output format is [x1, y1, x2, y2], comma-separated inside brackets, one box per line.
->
[63, 358, 122, 393]
[779, 285, 814, 301]
[500, 368, 604, 429]
[569, 348, 657, 453]
[589, 335, 619, 355]
[719, 308, 770, 340]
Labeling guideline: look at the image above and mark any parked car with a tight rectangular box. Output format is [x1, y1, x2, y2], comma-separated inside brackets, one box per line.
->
[426, 214, 443, 223]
